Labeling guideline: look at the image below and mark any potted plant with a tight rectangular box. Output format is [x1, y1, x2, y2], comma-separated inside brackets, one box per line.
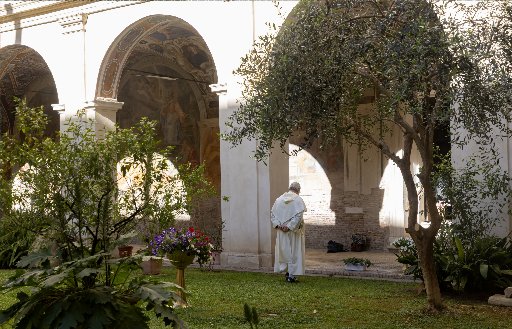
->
[350, 234, 369, 252]
[343, 257, 372, 271]
[118, 245, 134, 257]
[137, 247, 164, 275]
[150, 226, 213, 304]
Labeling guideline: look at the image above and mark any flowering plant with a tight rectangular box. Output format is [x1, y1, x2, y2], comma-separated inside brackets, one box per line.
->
[150, 227, 213, 266]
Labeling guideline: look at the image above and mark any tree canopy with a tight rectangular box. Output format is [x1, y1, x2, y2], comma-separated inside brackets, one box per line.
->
[225, 0, 512, 310]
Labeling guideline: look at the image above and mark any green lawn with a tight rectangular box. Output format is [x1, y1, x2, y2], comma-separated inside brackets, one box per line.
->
[1, 268, 511, 329]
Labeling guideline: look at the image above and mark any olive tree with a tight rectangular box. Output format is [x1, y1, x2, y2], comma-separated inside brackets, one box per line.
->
[225, 0, 511, 311]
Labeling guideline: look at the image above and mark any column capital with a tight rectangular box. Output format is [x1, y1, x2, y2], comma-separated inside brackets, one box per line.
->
[83, 98, 124, 139]
[209, 83, 228, 96]
[84, 98, 124, 112]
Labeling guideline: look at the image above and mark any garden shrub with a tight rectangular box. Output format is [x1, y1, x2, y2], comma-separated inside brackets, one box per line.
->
[394, 152, 512, 293]
[0, 100, 215, 328]
[0, 221, 33, 269]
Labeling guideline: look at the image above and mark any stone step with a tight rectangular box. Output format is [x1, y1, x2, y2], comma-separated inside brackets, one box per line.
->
[488, 294, 512, 307]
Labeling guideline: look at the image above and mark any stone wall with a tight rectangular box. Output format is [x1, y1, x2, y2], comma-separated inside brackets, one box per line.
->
[290, 139, 391, 251]
[304, 188, 387, 250]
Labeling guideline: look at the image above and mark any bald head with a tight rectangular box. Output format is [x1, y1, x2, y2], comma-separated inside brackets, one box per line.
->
[289, 182, 301, 194]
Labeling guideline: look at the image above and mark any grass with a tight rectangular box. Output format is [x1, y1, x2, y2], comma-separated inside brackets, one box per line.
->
[1, 268, 511, 329]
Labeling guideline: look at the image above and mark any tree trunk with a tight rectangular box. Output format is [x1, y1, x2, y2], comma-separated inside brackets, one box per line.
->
[398, 141, 444, 311]
[414, 232, 443, 311]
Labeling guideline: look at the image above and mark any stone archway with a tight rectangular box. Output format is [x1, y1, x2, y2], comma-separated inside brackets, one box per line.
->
[0, 45, 59, 137]
[96, 14, 221, 241]
[287, 101, 402, 251]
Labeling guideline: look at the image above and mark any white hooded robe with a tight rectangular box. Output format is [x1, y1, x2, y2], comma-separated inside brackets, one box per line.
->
[271, 191, 306, 276]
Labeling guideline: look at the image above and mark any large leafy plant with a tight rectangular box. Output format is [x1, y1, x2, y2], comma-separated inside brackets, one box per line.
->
[0, 253, 185, 329]
[394, 153, 512, 293]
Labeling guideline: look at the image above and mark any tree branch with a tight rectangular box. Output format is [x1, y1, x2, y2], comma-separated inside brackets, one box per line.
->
[354, 67, 392, 98]
[352, 121, 402, 165]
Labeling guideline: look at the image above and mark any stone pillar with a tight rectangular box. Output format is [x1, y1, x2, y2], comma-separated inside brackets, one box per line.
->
[212, 82, 288, 270]
[51, 103, 67, 132]
[83, 97, 124, 138]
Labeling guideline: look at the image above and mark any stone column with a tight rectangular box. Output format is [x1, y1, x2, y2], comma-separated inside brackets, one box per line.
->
[83, 97, 124, 138]
[55, 13, 89, 110]
[212, 82, 288, 270]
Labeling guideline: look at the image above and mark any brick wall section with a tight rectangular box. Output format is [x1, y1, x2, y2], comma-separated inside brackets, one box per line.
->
[304, 188, 388, 251]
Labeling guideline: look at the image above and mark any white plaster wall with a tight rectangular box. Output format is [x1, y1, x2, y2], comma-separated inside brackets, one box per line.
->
[452, 115, 511, 237]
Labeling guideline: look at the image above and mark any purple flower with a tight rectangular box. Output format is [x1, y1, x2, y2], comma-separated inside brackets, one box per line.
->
[149, 226, 213, 266]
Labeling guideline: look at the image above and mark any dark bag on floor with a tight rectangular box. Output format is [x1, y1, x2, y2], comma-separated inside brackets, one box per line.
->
[327, 240, 344, 253]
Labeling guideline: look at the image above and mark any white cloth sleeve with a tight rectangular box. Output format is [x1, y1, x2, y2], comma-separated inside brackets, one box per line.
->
[270, 212, 281, 228]
[286, 211, 304, 232]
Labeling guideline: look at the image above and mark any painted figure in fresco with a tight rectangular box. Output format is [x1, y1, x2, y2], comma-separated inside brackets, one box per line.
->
[160, 88, 186, 145]
[271, 181, 306, 283]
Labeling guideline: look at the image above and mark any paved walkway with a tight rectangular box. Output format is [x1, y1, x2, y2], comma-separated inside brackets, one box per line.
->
[202, 248, 415, 282]
[304, 249, 414, 281]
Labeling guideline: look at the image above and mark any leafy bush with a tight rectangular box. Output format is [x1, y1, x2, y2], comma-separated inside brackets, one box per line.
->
[342, 257, 372, 267]
[392, 237, 422, 280]
[0, 100, 214, 327]
[0, 222, 33, 269]
[393, 232, 512, 293]
[394, 150, 512, 293]
[0, 253, 184, 329]
[436, 234, 512, 292]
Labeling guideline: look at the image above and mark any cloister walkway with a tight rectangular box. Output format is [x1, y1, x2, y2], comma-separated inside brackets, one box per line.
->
[208, 249, 415, 282]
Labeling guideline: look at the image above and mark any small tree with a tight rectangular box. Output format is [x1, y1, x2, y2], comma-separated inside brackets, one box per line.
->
[1, 100, 212, 259]
[224, 0, 511, 311]
[0, 99, 213, 328]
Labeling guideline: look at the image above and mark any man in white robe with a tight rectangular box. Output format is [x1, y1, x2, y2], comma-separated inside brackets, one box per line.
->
[271, 182, 306, 282]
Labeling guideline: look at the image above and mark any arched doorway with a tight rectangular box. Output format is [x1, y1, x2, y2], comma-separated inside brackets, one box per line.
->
[96, 15, 221, 241]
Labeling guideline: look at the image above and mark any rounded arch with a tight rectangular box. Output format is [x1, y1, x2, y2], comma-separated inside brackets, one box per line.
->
[288, 140, 344, 249]
[95, 14, 217, 101]
[97, 14, 221, 240]
[96, 13, 220, 186]
[289, 144, 334, 221]
[0, 44, 59, 137]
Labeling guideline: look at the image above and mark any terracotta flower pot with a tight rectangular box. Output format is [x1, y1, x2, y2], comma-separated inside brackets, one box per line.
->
[141, 257, 163, 275]
[118, 245, 133, 257]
